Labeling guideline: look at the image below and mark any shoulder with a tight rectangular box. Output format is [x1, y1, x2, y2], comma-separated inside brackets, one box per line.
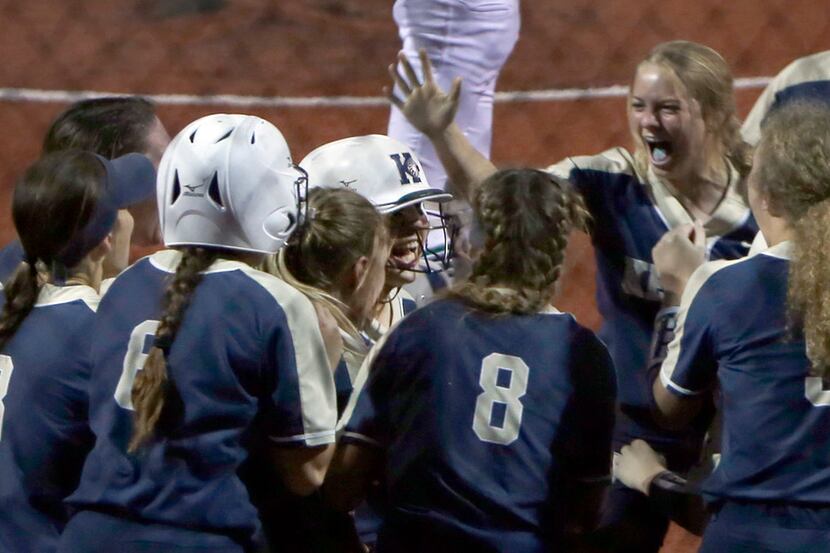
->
[679, 253, 769, 314]
[35, 283, 101, 314]
[229, 264, 320, 326]
[772, 51, 830, 88]
[545, 147, 642, 180]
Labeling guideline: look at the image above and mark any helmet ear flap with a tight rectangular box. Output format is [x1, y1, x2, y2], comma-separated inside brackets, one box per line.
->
[262, 208, 296, 242]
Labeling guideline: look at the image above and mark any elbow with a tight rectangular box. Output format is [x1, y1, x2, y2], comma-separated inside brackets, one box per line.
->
[651, 379, 701, 430]
[284, 461, 329, 497]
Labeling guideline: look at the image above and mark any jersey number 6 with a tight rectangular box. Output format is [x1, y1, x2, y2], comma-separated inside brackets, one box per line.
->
[115, 320, 160, 410]
[473, 353, 529, 445]
[0, 355, 13, 441]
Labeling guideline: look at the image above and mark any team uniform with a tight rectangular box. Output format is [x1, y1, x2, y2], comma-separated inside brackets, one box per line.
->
[546, 147, 757, 550]
[0, 241, 24, 284]
[340, 297, 616, 552]
[742, 50, 830, 146]
[0, 284, 98, 552]
[60, 250, 336, 552]
[387, 0, 520, 190]
[659, 241, 830, 552]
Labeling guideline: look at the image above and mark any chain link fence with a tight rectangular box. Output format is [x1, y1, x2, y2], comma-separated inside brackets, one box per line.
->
[1, 0, 829, 326]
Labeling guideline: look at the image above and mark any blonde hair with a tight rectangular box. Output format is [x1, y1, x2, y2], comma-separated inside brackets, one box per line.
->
[632, 40, 752, 180]
[755, 102, 830, 376]
[450, 168, 589, 314]
[267, 187, 388, 348]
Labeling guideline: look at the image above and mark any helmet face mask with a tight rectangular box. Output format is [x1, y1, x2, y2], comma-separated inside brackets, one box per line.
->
[300, 134, 454, 274]
[158, 114, 303, 254]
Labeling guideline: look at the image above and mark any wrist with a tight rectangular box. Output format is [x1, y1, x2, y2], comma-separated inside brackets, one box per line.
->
[641, 468, 670, 495]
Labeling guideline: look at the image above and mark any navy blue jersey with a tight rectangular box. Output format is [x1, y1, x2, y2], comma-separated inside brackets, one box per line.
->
[0, 284, 98, 552]
[660, 242, 830, 505]
[0, 240, 24, 284]
[548, 149, 756, 461]
[67, 250, 336, 545]
[341, 297, 616, 552]
[742, 50, 830, 145]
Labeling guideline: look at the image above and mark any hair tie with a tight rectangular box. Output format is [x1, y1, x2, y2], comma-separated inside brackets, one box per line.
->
[153, 334, 174, 353]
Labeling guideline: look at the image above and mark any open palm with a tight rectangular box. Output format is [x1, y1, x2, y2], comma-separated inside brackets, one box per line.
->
[386, 49, 462, 139]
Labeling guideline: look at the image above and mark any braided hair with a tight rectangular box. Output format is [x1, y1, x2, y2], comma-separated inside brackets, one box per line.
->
[450, 168, 589, 315]
[128, 247, 219, 452]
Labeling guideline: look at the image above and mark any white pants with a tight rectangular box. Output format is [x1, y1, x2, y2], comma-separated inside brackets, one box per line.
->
[387, 0, 521, 190]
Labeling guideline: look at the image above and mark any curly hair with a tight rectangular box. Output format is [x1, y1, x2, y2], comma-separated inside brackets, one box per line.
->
[632, 40, 752, 181]
[754, 101, 830, 377]
[450, 168, 589, 315]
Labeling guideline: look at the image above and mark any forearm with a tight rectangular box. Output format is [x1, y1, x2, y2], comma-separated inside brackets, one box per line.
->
[430, 123, 497, 203]
[322, 442, 380, 512]
[648, 470, 707, 536]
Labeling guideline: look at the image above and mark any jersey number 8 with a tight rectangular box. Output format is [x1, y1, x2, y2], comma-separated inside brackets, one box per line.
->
[472, 353, 529, 446]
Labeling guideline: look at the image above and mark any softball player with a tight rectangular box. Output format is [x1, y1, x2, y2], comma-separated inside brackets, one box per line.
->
[389, 42, 758, 552]
[742, 50, 830, 146]
[0, 150, 154, 552]
[0, 96, 170, 282]
[58, 115, 338, 553]
[387, 0, 520, 191]
[251, 188, 391, 553]
[654, 102, 830, 552]
[327, 168, 617, 553]
[301, 134, 453, 337]
[300, 134, 452, 549]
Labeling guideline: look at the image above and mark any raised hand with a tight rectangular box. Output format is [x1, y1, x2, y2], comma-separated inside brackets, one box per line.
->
[385, 49, 462, 139]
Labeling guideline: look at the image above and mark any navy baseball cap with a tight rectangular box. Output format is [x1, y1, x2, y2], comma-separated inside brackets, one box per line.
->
[55, 153, 156, 267]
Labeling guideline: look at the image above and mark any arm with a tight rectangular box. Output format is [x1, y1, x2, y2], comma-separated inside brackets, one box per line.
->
[652, 378, 703, 430]
[650, 260, 720, 430]
[271, 444, 336, 497]
[615, 439, 707, 536]
[322, 442, 383, 512]
[387, 50, 497, 202]
[652, 221, 707, 306]
[558, 331, 617, 541]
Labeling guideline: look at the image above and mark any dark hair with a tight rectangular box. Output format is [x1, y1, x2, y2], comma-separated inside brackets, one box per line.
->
[43, 97, 157, 159]
[450, 168, 589, 314]
[0, 151, 105, 351]
[129, 247, 219, 452]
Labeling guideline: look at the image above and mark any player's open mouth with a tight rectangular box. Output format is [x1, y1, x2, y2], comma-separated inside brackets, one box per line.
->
[645, 138, 673, 167]
[389, 238, 421, 270]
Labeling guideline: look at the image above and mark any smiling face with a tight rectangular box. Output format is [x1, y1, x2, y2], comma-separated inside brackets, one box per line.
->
[628, 62, 709, 183]
[385, 204, 429, 287]
[345, 233, 391, 326]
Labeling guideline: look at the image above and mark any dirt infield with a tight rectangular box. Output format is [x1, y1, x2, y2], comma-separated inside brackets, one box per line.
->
[2, 1, 830, 550]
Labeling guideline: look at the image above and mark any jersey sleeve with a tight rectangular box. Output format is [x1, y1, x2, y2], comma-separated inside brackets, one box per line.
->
[659, 262, 725, 397]
[261, 289, 337, 448]
[337, 323, 400, 449]
[556, 327, 617, 483]
[545, 147, 641, 212]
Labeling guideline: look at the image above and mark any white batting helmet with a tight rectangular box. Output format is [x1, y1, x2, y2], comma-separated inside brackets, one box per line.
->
[299, 134, 451, 213]
[157, 114, 304, 254]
